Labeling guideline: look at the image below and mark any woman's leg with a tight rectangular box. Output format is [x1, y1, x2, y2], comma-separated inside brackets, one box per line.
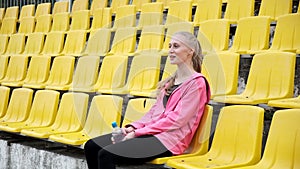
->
[98, 135, 172, 169]
[84, 134, 112, 169]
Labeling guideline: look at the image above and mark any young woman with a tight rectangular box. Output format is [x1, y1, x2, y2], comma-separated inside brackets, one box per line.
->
[84, 31, 211, 169]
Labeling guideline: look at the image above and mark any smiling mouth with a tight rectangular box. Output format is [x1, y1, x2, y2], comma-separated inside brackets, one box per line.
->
[169, 55, 176, 59]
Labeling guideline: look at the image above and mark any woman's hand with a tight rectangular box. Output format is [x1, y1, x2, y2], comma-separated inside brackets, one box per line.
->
[124, 126, 135, 133]
[123, 131, 135, 141]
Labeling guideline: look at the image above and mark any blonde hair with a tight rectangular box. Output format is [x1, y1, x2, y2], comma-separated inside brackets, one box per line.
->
[157, 31, 203, 96]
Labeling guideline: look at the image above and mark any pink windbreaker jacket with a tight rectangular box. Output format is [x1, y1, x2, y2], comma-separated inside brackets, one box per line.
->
[130, 73, 211, 155]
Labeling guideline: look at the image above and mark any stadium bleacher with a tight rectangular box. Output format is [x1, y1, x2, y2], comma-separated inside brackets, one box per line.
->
[0, 0, 299, 168]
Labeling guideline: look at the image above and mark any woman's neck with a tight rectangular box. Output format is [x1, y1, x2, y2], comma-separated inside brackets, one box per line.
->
[175, 63, 196, 85]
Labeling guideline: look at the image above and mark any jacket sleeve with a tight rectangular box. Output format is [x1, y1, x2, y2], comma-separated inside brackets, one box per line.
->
[134, 78, 208, 137]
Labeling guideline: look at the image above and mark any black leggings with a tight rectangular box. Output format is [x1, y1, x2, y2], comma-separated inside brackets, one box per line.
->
[84, 134, 173, 169]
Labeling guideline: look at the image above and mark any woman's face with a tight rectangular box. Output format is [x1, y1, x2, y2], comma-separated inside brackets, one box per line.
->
[168, 35, 193, 65]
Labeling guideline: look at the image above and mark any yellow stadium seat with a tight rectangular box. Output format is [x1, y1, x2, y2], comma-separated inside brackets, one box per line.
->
[21, 92, 88, 139]
[137, 2, 163, 29]
[59, 30, 87, 57]
[202, 52, 240, 99]
[213, 52, 296, 105]
[234, 109, 300, 169]
[121, 98, 156, 127]
[268, 95, 300, 109]
[0, 18, 17, 35]
[135, 25, 164, 55]
[41, 31, 65, 57]
[0, 86, 10, 118]
[167, 105, 264, 169]
[229, 16, 271, 54]
[151, 105, 213, 164]
[0, 55, 9, 81]
[223, 0, 254, 23]
[193, 0, 222, 26]
[18, 16, 36, 35]
[19, 4, 35, 20]
[22, 56, 51, 89]
[51, 12, 70, 32]
[160, 22, 194, 55]
[0, 34, 9, 55]
[197, 19, 230, 53]
[165, 0, 193, 27]
[48, 95, 123, 146]
[34, 14, 52, 33]
[109, 0, 129, 14]
[2, 33, 26, 56]
[95, 55, 128, 94]
[258, 0, 292, 20]
[0, 8, 5, 20]
[90, 0, 108, 15]
[52, 1, 69, 15]
[156, 0, 177, 9]
[3, 6, 19, 19]
[112, 5, 136, 31]
[69, 56, 100, 92]
[269, 13, 300, 54]
[107, 27, 136, 56]
[0, 88, 33, 123]
[35, 3, 51, 18]
[109, 54, 161, 97]
[0, 56, 28, 87]
[21, 32, 45, 56]
[45, 56, 75, 91]
[89, 8, 112, 30]
[131, 0, 151, 11]
[71, 0, 89, 13]
[0, 90, 59, 133]
[298, 3, 300, 13]
[161, 56, 177, 81]
[69, 10, 90, 31]
[82, 28, 111, 56]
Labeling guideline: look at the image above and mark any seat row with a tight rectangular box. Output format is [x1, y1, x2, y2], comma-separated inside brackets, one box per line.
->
[0, 86, 299, 169]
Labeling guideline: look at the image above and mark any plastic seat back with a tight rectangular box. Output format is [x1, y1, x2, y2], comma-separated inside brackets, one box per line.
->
[71, 0, 89, 13]
[122, 98, 156, 127]
[0, 55, 9, 81]
[165, 0, 193, 27]
[230, 16, 271, 54]
[0, 18, 17, 35]
[23, 56, 51, 87]
[90, 8, 112, 30]
[51, 12, 70, 32]
[4, 33, 26, 55]
[108, 27, 136, 56]
[45, 56, 75, 90]
[69, 56, 100, 92]
[34, 14, 52, 33]
[0, 86, 10, 118]
[131, 0, 151, 11]
[0, 34, 9, 55]
[137, 2, 163, 29]
[0, 8, 4, 20]
[52, 1, 69, 15]
[84, 95, 123, 138]
[0, 88, 33, 123]
[1, 56, 28, 86]
[112, 5, 136, 30]
[269, 13, 300, 52]
[243, 109, 300, 169]
[70, 10, 90, 31]
[258, 0, 292, 20]
[82, 28, 111, 56]
[35, 3, 51, 18]
[161, 56, 177, 81]
[41, 31, 65, 56]
[51, 92, 88, 132]
[95, 55, 128, 93]
[156, 0, 177, 9]
[19, 4, 35, 20]
[60, 30, 87, 56]
[4, 6, 19, 19]
[193, 0, 222, 26]
[224, 0, 254, 22]
[22, 32, 45, 56]
[109, 0, 129, 14]
[22, 90, 59, 127]
[90, 0, 108, 15]
[197, 19, 230, 53]
[135, 25, 164, 54]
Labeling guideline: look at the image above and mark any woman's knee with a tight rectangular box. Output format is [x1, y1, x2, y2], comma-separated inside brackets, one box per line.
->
[84, 139, 97, 152]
